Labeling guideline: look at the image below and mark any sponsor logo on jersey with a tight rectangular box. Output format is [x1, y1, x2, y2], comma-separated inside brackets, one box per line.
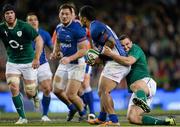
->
[60, 43, 72, 48]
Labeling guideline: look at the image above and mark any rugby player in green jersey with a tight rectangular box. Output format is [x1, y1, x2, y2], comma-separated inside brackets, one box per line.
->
[0, 4, 43, 124]
[103, 34, 176, 126]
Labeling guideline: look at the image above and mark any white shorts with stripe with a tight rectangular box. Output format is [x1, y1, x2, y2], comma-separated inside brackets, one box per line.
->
[128, 77, 157, 107]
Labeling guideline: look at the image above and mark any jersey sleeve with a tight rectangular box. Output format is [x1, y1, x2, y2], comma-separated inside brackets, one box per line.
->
[44, 31, 53, 47]
[74, 23, 87, 43]
[128, 45, 141, 60]
[90, 22, 110, 46]
[24, 23, 39, 40]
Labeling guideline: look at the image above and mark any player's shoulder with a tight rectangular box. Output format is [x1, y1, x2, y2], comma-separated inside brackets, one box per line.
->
[56, 23, 63, 30]
[17, 19, 32, 28]
[38, 28, 49, 34]
[71, 20, 82, 29]
[0, 22, 5, 29]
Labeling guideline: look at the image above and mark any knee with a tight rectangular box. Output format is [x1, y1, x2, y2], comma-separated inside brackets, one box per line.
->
[7, 77, 20, 94]
[41, 83, 52, 95]
[25, 83, 37, 97]
[9, 83, 19, 94]
[53, 87, 63, 95]
[66, 93, 75, 101]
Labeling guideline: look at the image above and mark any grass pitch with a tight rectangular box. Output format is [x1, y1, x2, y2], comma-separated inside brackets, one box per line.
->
[0, 109, 180, 126]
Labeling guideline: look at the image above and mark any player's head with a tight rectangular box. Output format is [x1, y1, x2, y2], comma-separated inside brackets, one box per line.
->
[67, 2, 77, 20]
[119, 34, 132, 52]
[79, 5, 96, 27]
[2, 4, 16, 24]
[59, 3, 74, 25]
[26, 12, 39, 30]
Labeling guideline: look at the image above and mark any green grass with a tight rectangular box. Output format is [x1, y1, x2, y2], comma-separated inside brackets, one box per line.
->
[0, 109, 180, 126]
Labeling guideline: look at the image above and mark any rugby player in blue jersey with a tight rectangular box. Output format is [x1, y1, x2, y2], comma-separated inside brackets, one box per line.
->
[79, 5, 131, 126]
[26, 13, 53, 122]
[51, 3, 87, 121]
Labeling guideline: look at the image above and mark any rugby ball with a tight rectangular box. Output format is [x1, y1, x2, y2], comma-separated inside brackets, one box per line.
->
[85, 49, 100, 65]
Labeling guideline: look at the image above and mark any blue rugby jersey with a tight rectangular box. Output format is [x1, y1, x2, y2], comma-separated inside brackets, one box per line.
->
[55, 20, 87, 64]
[90, 20, 127, 56]
[32, 28, 53, 65]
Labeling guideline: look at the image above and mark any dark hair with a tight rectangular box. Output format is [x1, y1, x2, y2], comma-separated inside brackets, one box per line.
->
[2, 4, 15, 14]
[79, 5, 96, 21]
[59, 3, 74, 13]
[119, 34, 130, 41]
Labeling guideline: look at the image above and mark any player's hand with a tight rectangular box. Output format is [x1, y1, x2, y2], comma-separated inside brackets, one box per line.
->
[102, 46, 113, 57]
[59, 57, 70, 65]
[32, 58, 40, 69]
[50, 52, 62, 60]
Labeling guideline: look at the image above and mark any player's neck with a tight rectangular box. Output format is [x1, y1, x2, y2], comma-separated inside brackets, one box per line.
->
[6, 19, 17, 29]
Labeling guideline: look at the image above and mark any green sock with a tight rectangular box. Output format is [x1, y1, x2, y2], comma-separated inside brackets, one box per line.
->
[12, 93, 26, 118]
[135, 90, 147, 102]
[142, 115, 168, 125]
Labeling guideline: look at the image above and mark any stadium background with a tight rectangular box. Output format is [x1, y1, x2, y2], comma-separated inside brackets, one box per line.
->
[0, 0, 180, 123]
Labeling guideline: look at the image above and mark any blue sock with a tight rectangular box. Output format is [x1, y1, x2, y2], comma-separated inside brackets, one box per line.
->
[84, 91, 95, 114]
[67, 104, 76, 111]
[79, 108, 86, 116]
[108, 114, 118, 123]
[42, 94, 51, 116]
[98, 112, 107, 121]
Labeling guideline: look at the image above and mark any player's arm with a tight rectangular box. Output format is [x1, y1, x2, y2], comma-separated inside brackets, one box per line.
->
[51, 39, 61, 59]
[68, 40, 87, 61]
[33, 35, 43, 68]
[104, 36, 115, 49]
[103, 46, 136, 66]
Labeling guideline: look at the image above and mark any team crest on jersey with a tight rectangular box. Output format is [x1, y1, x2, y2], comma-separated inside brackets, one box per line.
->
[17, 31, 22, 37]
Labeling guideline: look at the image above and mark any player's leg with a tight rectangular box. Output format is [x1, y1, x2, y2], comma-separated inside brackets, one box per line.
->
[127, 94, 175, 125]
[97, 61, 130, 126]
[53, 65, 76, 121]
[37, 63, 52, 121]
[130, 79, 151, 113]
[66, 64, 87, 121]
[98, 76, 119, 124]
[127, 78, 176, 125]
[81, 65, 95, 119]
[22, 63, 39, 109]
[6, 62, 27, 124]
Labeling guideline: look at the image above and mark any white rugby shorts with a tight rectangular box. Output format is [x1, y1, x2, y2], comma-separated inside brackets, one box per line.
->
[37, 62, 52, 82]
[54, 64, 86, 89]
[128, 77, 157, 107]
[6, 62, 37, 80]
[101, 61, 131, 83]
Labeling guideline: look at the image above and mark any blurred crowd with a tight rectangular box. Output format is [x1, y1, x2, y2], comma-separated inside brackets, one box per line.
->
[0, 0, 179, 91]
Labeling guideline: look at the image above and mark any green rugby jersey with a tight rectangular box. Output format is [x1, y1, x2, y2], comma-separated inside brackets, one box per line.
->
[126, 44, 150, 92]
[0, 19, 38, 63]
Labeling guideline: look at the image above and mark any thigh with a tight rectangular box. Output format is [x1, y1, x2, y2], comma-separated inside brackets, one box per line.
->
[6, 62, 21, 76]
[37, 62, 52, 82]
[66, 79, 81, 95]
[98, 75, 117, 93]
[68, 64, 86, 82]
[20, 63, 37, 81]
[54, 64, 68, 90]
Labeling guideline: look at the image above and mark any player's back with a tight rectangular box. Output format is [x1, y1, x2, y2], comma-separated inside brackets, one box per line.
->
[90, 20, 127, 57]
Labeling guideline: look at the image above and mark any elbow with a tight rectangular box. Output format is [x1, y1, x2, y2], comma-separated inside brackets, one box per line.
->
[122, 60, 133, 66]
